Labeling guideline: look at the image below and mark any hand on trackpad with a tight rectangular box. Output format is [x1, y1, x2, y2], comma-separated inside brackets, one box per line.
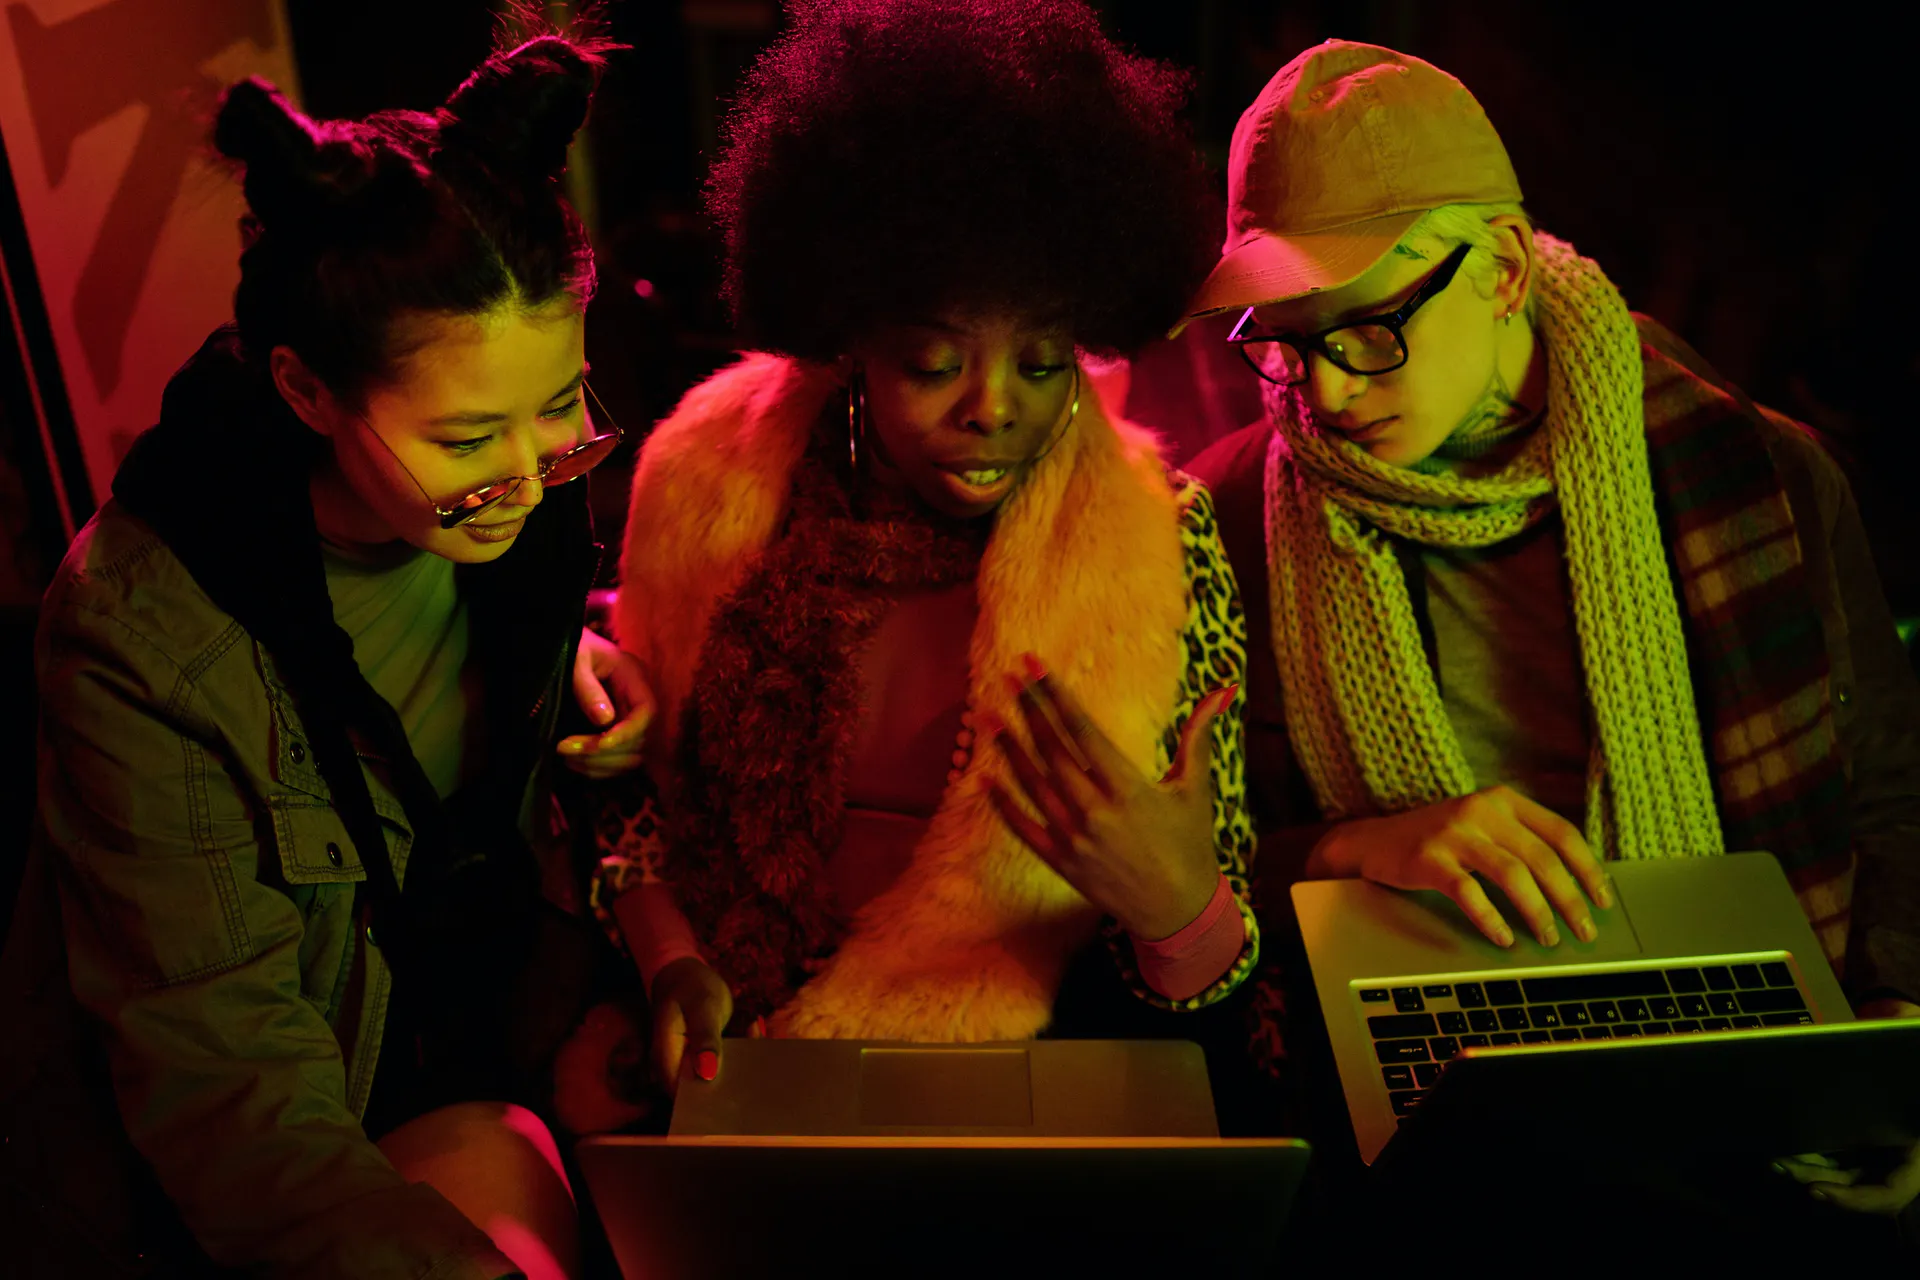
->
[1314, 789, 1614, 948]
[1408, 880, 1643, 962]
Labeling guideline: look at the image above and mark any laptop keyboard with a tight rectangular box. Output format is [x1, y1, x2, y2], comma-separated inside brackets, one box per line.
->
[1357, 954, 1813, 1121]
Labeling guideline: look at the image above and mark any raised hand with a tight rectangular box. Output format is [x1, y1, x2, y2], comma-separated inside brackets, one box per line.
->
[985, 653, 1235, 941]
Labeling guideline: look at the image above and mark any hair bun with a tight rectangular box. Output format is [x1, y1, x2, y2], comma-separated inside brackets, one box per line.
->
[215, 77, 384, 234]
[439, 36, 609, 187]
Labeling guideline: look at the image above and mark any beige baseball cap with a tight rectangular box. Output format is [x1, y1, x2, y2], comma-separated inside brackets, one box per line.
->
[1185, 41, 1522, 322]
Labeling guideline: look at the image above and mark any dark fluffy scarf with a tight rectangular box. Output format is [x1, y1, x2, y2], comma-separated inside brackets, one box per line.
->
[665, 437, 986, 1021]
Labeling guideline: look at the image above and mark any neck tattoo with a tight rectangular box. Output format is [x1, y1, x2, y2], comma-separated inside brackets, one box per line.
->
[1457, 360, 1536, 441]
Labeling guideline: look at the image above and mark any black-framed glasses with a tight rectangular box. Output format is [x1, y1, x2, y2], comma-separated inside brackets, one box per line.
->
[361, 381, 623, 529]
[1228, 243, 1473, 387]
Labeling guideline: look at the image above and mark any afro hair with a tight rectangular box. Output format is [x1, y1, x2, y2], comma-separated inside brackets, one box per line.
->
[706, 0, 1218, 361]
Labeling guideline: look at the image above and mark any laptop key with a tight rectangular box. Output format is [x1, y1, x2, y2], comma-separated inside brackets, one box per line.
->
[1731, 964, 1765, 989]
[1490, 1032, 1522, 1046]
[1612, 1024, 1643, 1037]
[1736, 989, 1807, 1015]
[1558, 1003, 1592, 1026]
[1703, 966, 1737, 991]
[1665, 968, 1706, 993]
[1551, 1028, 1583, 1042]
[1460, 1034, 1491, 1048]
[1389, 1090, 1425, 1116]
[1643, 1022, 1672, 1035]
[1428, 1037, 1461, 1060]
[1528, 1006, 1562, 1029]
[1672, 1019, 1702, 1033]
[1762, 1012, 1816, 1027]
[1437, 1011, 1469, 1036]
[1731, 1015, 1762, 1029]
[1498, 1007, 1531, 1031]
[1521, 1031, 1552, 1044]
[1618, 999, 1651, 1021]
[1455, 982, 1487, 1008]
[1375, 1038, 1432, 1063]
[1588, 1000, 1621, 1024]
[1678, 995, 1710, 1019]
[1761, 962, 1794, 988]
[1414, 1063, 1444, 1088]
[1468, 1009, 1500, 1033]
[1360, 988, 1391, 1003]
[1650, 997, 1680, 1020]
[1392, 987, 1426, 1013]
[1701, 1018, 1731, 1031]
[1382, 1066, 1415, 1090]
[1581, 1026, 1613, 1040]
[1369, 1013, 1440, 1039]
[1423, 984, 1453, 998]
[1486, 980, 1525, 1006]
[1708, 993, 1740, 1017]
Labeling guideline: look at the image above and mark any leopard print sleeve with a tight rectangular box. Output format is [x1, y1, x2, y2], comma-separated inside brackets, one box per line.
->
[588, 772, 671, 955]
[1103, 470, 1261, 1011]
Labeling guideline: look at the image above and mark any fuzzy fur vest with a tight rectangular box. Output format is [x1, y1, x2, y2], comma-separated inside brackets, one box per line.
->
[614, 355, 1190, 1040]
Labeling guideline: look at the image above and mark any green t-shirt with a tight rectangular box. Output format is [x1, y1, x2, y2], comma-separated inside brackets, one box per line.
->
[322, 543, 477, 798]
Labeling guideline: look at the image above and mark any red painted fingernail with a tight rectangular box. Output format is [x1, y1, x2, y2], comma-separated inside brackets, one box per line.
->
[695, 1050, 718, 1081]
[1020, 653, 1048, 682]
[977, 711, 1007, 738]
[1217, 683, 1242, 709]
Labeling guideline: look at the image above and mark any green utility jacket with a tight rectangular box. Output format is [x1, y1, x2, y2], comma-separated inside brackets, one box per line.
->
[0, 329, 596, 1278]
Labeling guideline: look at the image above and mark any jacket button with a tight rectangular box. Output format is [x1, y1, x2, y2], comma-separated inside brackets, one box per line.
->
[1836, 685, 1852, 706]
[325, 842, 343, 867]
[290, 742, 306, 764]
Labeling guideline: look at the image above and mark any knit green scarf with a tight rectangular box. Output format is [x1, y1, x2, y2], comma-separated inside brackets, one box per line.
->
[1262, 233, 1727, 860]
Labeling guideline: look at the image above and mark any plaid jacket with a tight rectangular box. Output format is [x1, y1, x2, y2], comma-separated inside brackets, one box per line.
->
[1194, 319, 1920, 1006]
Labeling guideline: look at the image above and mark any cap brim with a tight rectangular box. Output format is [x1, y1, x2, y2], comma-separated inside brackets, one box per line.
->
[1173, 210, 1425, 336]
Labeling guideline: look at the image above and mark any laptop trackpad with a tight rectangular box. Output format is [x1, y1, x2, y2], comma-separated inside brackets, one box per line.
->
[1404, 884, 1644, 964]
[859, 1048, 1033, 1128]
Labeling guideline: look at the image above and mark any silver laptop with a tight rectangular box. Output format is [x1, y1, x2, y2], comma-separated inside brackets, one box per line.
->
[1294, 850, 1854, 1165]
[667, 1038, 1218, 1137]
[576, 1040, 1312, 1277]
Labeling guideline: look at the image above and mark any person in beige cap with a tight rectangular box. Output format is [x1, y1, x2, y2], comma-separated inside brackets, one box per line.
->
[1186, 39, 1920, 1242]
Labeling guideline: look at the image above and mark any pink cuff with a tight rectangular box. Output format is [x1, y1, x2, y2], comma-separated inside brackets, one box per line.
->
[1131, 874, 1245, 1001]
[616, 882, 707, 991]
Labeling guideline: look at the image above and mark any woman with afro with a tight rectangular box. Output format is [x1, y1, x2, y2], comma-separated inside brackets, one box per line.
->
[563, 0, 1264, 1129]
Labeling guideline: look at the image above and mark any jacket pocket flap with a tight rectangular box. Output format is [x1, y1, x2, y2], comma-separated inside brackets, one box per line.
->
[271, 801, 373, 885]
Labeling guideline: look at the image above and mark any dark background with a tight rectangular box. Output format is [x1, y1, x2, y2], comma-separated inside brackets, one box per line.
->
[3, 0, 1917, 926]
[289, 0, 1920, 612]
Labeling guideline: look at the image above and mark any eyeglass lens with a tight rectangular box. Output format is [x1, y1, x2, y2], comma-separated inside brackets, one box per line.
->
[436, 430, 622, 529]
[1243, 323, 1408, 386]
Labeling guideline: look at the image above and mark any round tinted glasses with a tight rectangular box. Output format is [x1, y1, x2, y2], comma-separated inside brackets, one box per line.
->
[363, 381, 623, 529]
[1228, 243, 1472, 387]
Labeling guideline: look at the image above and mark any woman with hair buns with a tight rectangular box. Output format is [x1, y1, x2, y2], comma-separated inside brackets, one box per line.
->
[0, 28, 645, 1280]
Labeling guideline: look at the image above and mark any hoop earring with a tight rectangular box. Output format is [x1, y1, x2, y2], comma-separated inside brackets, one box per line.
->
[1030, 365, 1081, 465]
[847, 367, 868, 472]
